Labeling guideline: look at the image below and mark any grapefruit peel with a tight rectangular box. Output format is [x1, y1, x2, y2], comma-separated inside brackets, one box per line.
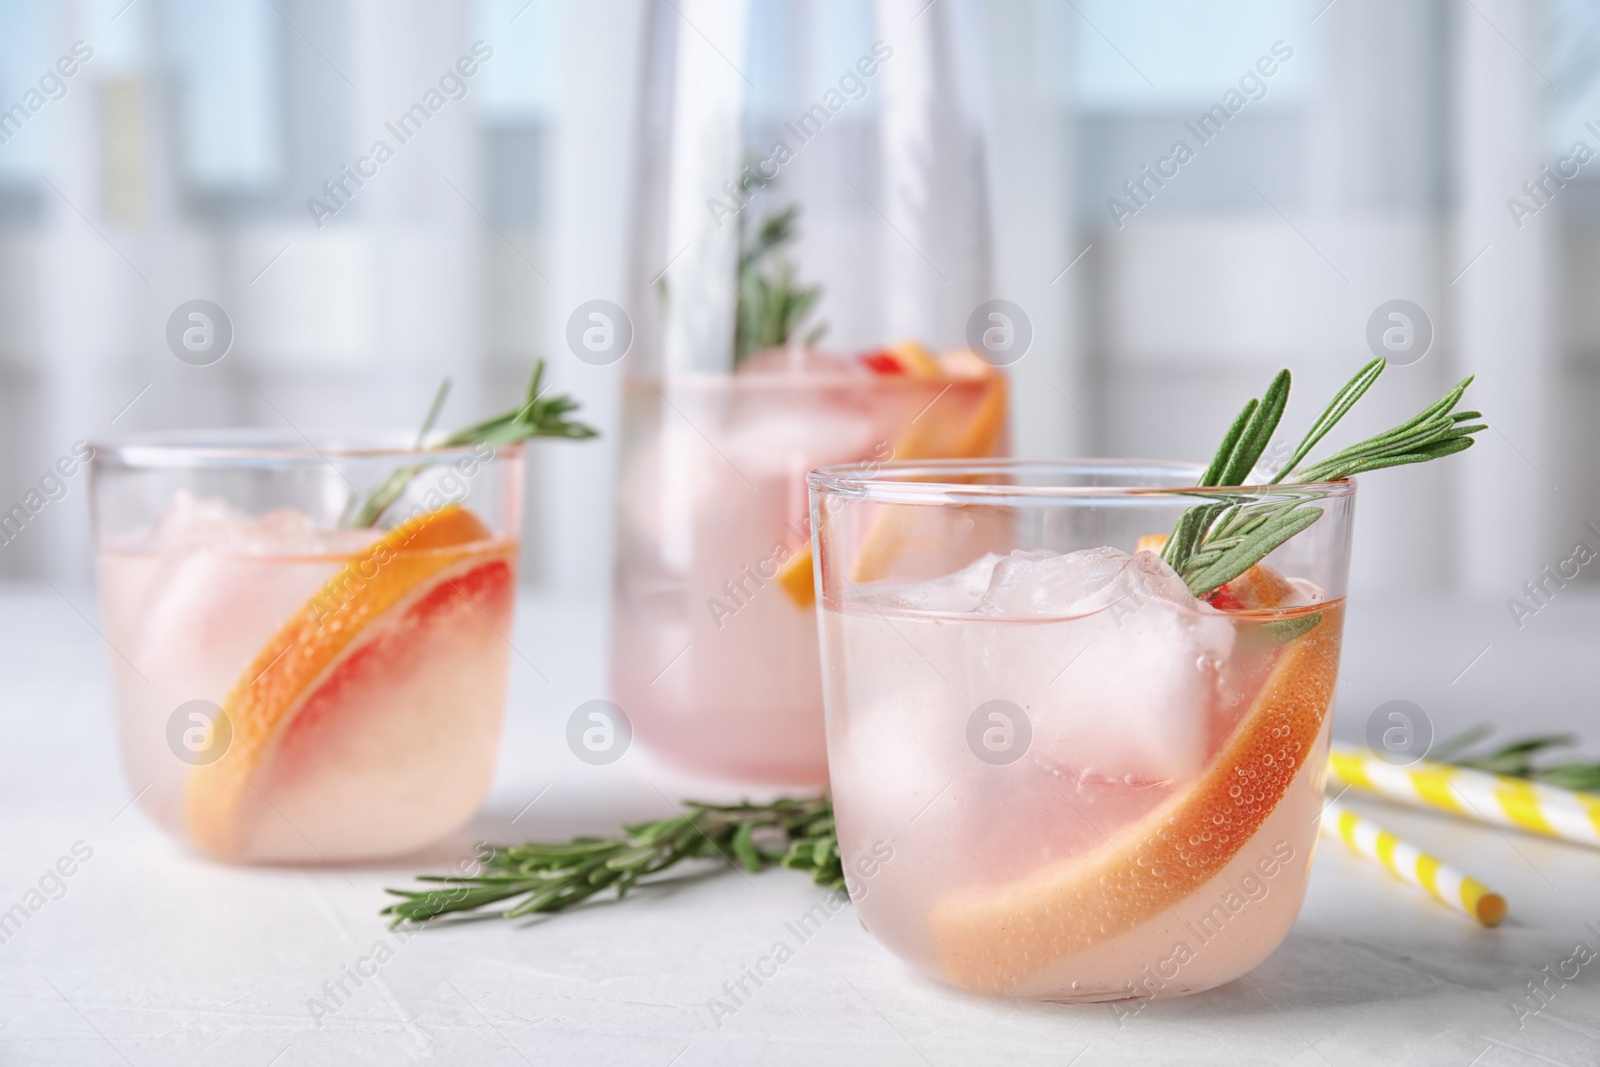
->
[185, 505, 512, 858]
[929, 603, 1342, 995]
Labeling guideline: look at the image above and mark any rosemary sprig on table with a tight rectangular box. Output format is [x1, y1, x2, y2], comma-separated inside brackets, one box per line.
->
[383, 796, 842, 925]
[383, 731, 1600, 927]
[1434, 729, 1600, 792]
[1161, 358, 1484, 597]
[347, 358, 596, 528]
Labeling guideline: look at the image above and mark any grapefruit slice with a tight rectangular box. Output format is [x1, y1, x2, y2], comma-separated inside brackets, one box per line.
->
[859, 340, 941, 377]
[929, 603, 1343, 994]
[876, 353, 1005, 469]
[775, 548, 817, 607]
[936, 348, 994, 380]
[843, 363, 1006, 586]
[1207, 564, 1298, 610]
[186, 505, 516, 861]
[1134, 533, 1169, 555]
[777, 361, 1008, 607]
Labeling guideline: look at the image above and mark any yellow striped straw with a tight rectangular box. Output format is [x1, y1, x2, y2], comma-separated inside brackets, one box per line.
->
[1320, 799, 1507, 927]
[1328, 744, 1600, 848]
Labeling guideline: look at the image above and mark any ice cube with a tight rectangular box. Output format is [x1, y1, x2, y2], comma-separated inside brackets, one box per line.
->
[976, 547, 1131, 617]
[719, 403, 877, 477]
[1108, 548, 1203, 608]
[1031, 553, 1235, 783]
[131, 491, 370, 556]
[868, 552, 1004, 612]
[125, 494, 378, 699]
[968, 548, 1235, 782]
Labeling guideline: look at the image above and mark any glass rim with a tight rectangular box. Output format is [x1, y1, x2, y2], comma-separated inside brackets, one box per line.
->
[629, 369, 995, 391]
[808, 458, 1358, 504]
[87, 429, 519, 469]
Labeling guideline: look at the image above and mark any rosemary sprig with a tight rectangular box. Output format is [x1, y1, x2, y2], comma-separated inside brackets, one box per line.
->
[347, 358, 597, 528]
[733, 205, 827, 366]
[1436, 729, 1600, 792]
[1162, 358, 1483, 597]
[654, 175, 829, 367]
[383, 796, 842, 925]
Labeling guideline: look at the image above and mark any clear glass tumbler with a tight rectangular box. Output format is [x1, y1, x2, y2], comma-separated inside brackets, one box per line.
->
[88, 433, 523, 863]
[812, 460, 1355, 1001]
[612, 0, 1006, 784]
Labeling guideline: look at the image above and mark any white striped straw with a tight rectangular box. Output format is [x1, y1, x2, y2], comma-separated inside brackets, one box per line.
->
[1328, 744, 1600, 848]
[1320, 799, 1506, 927]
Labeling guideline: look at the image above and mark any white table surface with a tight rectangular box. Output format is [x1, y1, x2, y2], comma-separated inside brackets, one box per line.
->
[2, 582, 1599, 1067]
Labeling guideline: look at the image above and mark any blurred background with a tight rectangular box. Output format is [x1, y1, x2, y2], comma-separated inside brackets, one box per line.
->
[0, 0, 1588, 602]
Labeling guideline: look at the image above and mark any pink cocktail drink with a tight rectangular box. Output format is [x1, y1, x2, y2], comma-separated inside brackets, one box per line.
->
[90, 437, 523, 863]
[812, 461, 1354, 1001]
[612, 352, 1006, 783]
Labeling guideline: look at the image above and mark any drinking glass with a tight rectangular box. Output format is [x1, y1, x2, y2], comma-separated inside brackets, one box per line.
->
[612, 0, 1006, 783]
[812, 459, 1355, 1001]
[88, 432, 523, 863]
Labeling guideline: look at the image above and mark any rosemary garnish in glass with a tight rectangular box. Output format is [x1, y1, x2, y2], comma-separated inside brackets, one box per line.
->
[345, 358, 596, 528]
[733, 204, 827, 366]
[1161, 358, 1483, 597]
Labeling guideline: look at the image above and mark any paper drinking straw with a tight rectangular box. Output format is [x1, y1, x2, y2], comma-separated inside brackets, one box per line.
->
[1320, 799, 1507, 927]
[1328, 744, 1600, 848]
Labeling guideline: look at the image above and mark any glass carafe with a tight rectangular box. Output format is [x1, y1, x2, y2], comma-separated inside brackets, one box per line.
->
[612, 0, 1007, 783]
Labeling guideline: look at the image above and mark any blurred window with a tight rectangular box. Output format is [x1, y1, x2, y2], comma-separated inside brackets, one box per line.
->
[165, 0, 284, 198]
[1072, 0, 1312, 222]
